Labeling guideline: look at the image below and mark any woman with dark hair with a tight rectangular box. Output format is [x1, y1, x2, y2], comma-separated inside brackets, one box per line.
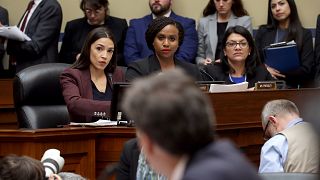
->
[125, 17, 202, 82]
[60, 27, 125, 123]
[196, 0, 252, 66]
[255, 0, 314, 88]
[204, 26, 274, 88]
[59, 0, 128, 66]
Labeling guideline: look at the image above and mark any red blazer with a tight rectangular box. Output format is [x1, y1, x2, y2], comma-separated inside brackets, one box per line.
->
[60, 67, 125, 122]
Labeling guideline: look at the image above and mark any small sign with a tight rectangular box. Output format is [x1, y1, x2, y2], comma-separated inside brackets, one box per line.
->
[255, 82, 277, 90]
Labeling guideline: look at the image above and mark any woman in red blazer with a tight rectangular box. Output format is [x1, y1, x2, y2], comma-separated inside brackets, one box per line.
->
[60, 27, 125, 122]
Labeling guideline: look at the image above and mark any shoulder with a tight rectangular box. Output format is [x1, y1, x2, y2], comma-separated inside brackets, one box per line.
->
[171, 12, 195, 24]
[129, 14, 151, 25]
[61, 68, 84, 78]
[262, 134, 287, 151]
[185, 140, 260, 180]
[302, 28, 312, 38]
[107, 16, 128, 26]
[65, 18, 86, 28]
[236, 15, 251, 22]
[199, 15, 214, 24]
[40, 0, 61, 9]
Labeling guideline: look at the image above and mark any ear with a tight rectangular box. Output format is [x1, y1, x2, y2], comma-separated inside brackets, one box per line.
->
[223, 48, 227, 56]
[268, 115, 277, 125]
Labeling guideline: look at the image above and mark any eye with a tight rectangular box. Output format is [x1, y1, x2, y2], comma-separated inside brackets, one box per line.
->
[157, 35, 165, 40]
[240, 42, 248, 48]
[169, 36, 176, 42]
[96, 46, 103, 51]
[107, 49, 114, 53]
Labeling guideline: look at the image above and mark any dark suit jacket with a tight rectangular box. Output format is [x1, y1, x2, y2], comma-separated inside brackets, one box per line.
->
[204, 64, 274, 88]
[315, 15, 320, 82]
[60, 67, 125, 122]
[183, 140, 261, 180]
[0, 6, 8, 70]
[7, 0, 62, 72]
[125, 55, 203, 82]
[59, 16, 128, 66]
[124, 12, 198, 65]
[116, 138, 140, 180]
[255, 26, 315, 88]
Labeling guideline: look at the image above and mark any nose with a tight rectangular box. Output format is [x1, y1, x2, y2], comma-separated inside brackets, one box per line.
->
[163, 38, 169, 47]
[275, 5, 280, 11]
[219, 1, 224, 6]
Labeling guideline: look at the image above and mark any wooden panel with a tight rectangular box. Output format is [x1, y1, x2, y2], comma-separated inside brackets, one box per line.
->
[0, 79, 17, 128]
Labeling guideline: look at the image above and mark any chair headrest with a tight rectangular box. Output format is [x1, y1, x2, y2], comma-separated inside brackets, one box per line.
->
[13, 63, 70, 107]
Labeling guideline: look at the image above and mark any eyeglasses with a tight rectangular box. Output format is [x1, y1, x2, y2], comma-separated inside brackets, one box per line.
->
[262, 120, 270, 140]
[225, 41, 248, 49]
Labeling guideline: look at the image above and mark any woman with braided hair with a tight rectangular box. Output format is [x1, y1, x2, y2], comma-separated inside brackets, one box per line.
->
[125, 16, 203, 82]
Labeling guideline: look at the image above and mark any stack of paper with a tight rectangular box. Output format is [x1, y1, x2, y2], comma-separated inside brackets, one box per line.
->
[0, 26, 31, 41]
[209, 82, 248, 93]
[69, 119, 117, 127]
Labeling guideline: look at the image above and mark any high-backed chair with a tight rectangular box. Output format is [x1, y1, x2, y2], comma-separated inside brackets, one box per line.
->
[13, 63, 70, 129]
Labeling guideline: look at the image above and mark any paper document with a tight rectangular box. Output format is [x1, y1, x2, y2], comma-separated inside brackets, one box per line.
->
[209, 82, 248, 93]
[0, 26, 31, 41]
[69, 119, 117, 127]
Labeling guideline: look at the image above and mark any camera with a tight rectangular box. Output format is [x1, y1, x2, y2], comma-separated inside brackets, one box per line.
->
[41, 149, 65, 178]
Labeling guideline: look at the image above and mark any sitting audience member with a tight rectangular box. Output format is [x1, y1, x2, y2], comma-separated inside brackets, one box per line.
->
[259, 99, 319, 173]
[59, 0, 128, 66]
[60, 27, 125, 123]
[124, 0, 198, 65]
[0, 155, 45, 180]
[255, 0, 314, 88]
[196, 0, 252, 66]
[204, 25, 274, 88]
[314, 15, 320, 83]
[0, 6, 8, 71]
[6, 0, 62, 72]
[122, 68, 261, 180]
[125, 17, 203, 82]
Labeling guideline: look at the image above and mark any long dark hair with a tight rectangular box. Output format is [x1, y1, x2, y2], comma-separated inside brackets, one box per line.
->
[220, 26, 261, 78]
[80, 0, 109, 16]
[266, 0, 303, 49]
[71, 27, 117, 74]
[202, 0, 248, 17]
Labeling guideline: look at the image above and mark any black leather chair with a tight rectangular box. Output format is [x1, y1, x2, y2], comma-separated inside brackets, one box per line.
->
[13, 63, 70, 129]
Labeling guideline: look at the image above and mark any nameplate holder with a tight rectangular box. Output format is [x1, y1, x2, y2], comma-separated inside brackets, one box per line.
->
[255, 81, 277, 90]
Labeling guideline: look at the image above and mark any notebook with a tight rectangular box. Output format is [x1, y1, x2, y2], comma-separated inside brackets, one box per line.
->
[263, 41, 300, 73]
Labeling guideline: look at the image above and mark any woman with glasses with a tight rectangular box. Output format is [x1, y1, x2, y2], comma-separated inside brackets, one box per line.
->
[196, 0, 252, 66]
[255, 0, 314, 88]
[59, 0, 128, 66]
[204, 26, 274, 88]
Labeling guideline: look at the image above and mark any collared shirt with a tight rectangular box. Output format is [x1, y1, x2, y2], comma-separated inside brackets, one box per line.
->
[19, 0, 42, 32]
[259, 118, 303, 172]
[136, 152, 167, 180]
[152, 10, 171, 19]
[170, 155, 188, 180]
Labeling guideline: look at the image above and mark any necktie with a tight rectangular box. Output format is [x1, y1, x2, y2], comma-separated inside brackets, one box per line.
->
[20, 0, 34, 32]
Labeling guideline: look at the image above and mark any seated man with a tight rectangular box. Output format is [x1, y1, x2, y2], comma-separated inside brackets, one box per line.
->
[121, 68, 260, 180]
[259, 99, 319, 173]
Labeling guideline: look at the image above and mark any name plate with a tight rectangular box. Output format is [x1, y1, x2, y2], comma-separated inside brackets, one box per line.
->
[255, 82, 277, 90]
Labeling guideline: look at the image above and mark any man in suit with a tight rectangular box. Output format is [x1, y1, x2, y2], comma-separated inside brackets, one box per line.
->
[0, 6, 9, 71]
[122, 68, 261, 180]
[315, 15, 320, 81]
[124, 0, 198, 65]
[6, 0, 62, 72]
[259, 99, 319, 173]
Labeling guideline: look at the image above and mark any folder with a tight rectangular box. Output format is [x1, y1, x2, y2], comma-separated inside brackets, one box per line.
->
[263, 42, 300, 73]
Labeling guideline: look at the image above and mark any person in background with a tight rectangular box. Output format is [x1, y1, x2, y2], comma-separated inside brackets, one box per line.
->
[0, 6, 8, 71]
[314, 15, 320, 83]
[5, 0, 62, 72]
[122, 68, 261, 180]
[204, 26, 274, 88]
[196, 0, 252, 66]
[124, 0, 198, 65]
[259, 99, 319, 173]
[60, 27, 125, 123]
[255, 0, 314, 88]
[125, 17, 203, 82]
[59, 0, 128, 66]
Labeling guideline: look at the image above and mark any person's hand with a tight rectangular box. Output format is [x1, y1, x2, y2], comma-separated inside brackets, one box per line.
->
[201, 58, 213, 65]
[48, 174, 62, 180]
[265, 64, 285, 79]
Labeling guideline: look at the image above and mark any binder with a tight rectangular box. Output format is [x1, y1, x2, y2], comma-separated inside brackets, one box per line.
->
[263, 42, 300, 73]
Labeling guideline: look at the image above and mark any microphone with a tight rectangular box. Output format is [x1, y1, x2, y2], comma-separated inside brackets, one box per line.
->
[199, 68, 215, 81]
[107, 73, 113, 91]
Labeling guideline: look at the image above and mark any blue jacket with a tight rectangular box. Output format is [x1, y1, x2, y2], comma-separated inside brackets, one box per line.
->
[124, 12, 198, 65]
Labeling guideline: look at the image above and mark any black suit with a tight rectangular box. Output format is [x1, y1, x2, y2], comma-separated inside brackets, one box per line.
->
[116, 138, 140, 180]
[184, 140, 261, 180]
[255, 26, 315, 88]
[315, 15, 320, 82]
[59, 16, 128, 66]
[125, 55, 203, 82]
[7, 0, 62, 72]
[0, 6, 8, 71]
